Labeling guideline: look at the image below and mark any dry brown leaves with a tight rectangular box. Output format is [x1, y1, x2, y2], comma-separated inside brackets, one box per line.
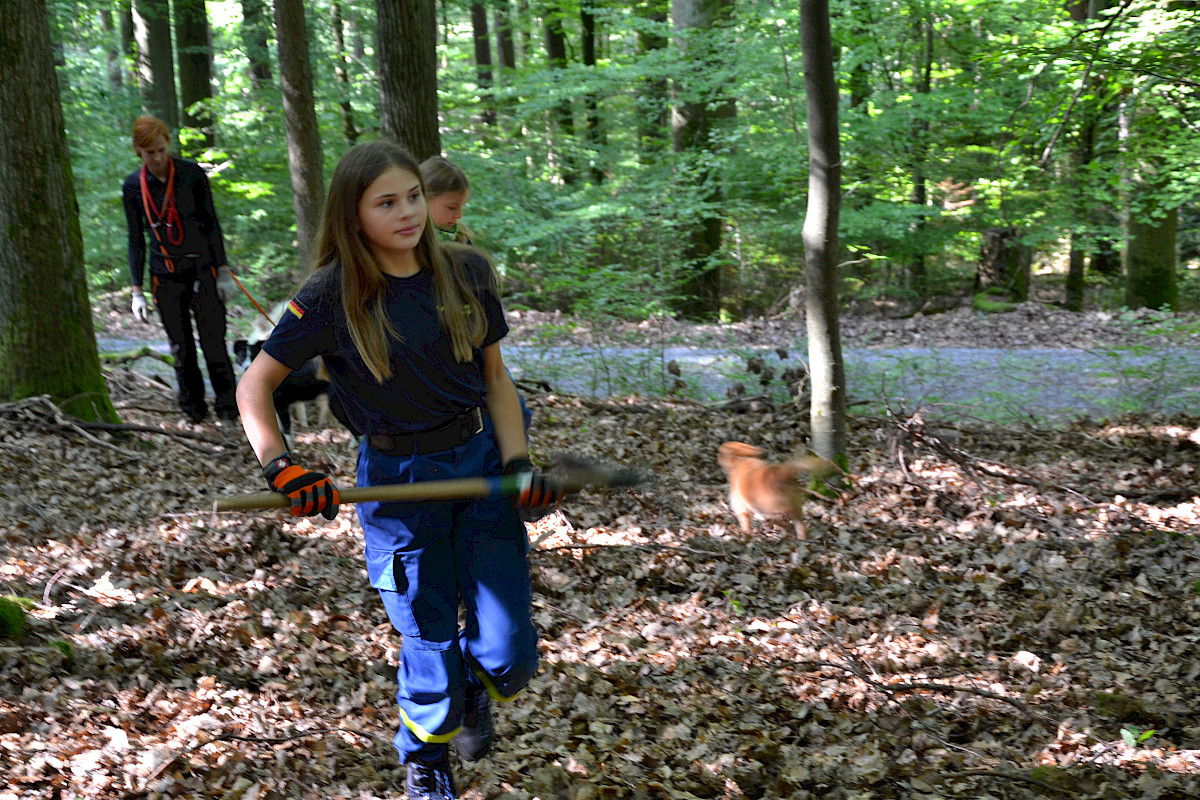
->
[2, 358, 1200, 800]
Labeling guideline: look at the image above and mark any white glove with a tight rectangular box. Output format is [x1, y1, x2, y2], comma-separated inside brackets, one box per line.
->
[216, 266, 237, 305]
[131, 292, 150, 323]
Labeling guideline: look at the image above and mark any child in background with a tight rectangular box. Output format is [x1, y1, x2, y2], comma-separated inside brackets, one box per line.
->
[420, 155, 474, 244]
[421, 154, 534, 440]
[236, 141, 561, 800]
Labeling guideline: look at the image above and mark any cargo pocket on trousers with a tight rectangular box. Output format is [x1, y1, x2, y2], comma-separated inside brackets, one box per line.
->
[365, 547, 403, 591]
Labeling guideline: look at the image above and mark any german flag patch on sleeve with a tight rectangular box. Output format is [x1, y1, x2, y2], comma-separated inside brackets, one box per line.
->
[287, 299, 306, 320]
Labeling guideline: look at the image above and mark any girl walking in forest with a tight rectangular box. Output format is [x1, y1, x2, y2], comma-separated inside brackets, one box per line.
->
[236, 140, 561, 799]
[420, 155, 474, 244]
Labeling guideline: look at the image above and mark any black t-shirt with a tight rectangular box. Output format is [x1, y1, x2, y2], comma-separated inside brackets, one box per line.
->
[262, 253, 507, 435]
[122, 157, 227, 285]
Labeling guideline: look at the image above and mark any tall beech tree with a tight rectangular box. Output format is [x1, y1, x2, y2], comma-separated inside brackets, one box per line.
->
[174, 0, 214, 147]
[376, 0, 440, 160]
[132, 0, 178, 131]
[274, 0, 325, 270]
[470, 3, 497, 126]
[0, 0, 118, 423]
[332, 0, 359, 145]
[544, 4, 578, 184]
[670, 0, 735, 320]
[800, 0, 847, 467]
[240, 0, 273, 91]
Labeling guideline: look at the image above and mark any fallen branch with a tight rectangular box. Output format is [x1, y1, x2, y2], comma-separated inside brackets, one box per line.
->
[100, 346, 174, 367]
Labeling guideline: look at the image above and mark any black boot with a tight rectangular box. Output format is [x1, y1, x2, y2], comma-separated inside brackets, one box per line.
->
[405, 752, 457, 800]
[455, 684, 494, 762]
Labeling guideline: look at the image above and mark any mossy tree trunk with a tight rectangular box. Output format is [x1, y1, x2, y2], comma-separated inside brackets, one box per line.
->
[974, 227, 1031, 302]
[1125, 205, 1177, 310]
[0, 0, 118, 423]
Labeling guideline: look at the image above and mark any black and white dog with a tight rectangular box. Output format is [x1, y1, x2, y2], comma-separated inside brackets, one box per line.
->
[233, 302, 354, 447]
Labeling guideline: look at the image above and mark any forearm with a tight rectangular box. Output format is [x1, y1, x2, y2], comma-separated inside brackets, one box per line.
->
[485, 371, 527, 465]
[236, 372, 287, 467]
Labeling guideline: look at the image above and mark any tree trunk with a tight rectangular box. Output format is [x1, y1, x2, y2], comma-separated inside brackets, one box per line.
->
[274, 0, 325, 272]
[101, 9, 124, 89]
[974, 227, 1031, 301]
[240, 0, 273, 91]
[119, 1, 135, 84]
[332, 0, 359, 145]
[494, 1, 515, 70]
[799, 0, 846, 468]
[670, 0, 734, 320]
[582, 7, 605, 183]
[635, 1, 669, 157]
[907, 16, 932, 305]
[376, 0, 440, 160]
[174, 0, 214, 148]
[132, 0, 178, 132]
[1125, 206, 1178, 310]
[1065, 248, 1086, 311]
[0, 0, 118, 423]
[544, 5, 577, 184]
[470, 3, 496, 126]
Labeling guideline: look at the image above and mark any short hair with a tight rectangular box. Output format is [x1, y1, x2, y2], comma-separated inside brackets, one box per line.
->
[131, 116, 171, 152]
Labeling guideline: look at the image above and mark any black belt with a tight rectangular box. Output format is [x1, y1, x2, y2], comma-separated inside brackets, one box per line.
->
[368, 408, 484, 456]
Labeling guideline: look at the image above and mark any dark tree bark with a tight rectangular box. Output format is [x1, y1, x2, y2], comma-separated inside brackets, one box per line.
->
[0, 0, 118, 423]
[132, 0, 178, 131]
[907, 15, 932, 305]
[240, 0, 273, 91]
[635, 1, 669, 156]
[544, 4, 578, 184]
[174, 0, 214, 148]
[332, 0, 359, 145]
[494, 1, 516, 70]
[582, 6, 605, 182]
[471, 3, 497, 125]
[274, 0, 325, 271]
[974, 227, 1031, 301]
[1126, 205, 1178, 310]
[376, 0, 440, 160]
[800, 0, 846, 467]
[670, 0, 735, 319]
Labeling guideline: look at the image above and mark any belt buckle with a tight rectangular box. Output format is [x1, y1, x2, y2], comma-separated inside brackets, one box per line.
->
[468, 407, 483, 436]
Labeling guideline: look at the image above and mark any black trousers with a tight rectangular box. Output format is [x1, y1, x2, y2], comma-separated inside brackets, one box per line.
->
[152, 267, 238, 419]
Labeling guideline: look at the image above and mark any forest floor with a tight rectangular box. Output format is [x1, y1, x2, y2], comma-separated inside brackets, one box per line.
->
[1, 298, 1199, 799]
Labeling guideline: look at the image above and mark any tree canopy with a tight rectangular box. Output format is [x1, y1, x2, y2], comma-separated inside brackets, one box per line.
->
[51, 0, 1200, 318]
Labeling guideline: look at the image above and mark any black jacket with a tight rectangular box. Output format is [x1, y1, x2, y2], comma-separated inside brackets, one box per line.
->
[122, 157, 228, 286]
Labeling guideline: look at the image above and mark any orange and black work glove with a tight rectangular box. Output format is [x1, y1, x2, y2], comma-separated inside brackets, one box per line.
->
[502, 457, 564, 522]
[262, 452, 340, 520]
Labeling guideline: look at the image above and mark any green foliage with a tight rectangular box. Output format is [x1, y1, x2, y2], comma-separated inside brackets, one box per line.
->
[972, 290, 1017, 313]
[48, 0, 1200, 316]
[1121, 725, 1157, 749]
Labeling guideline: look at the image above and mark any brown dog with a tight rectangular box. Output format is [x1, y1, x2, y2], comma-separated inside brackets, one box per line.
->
[718, 442, 835, 539]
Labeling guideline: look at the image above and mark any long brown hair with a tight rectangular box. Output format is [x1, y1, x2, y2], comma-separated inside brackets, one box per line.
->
[309, 141, 486, 382]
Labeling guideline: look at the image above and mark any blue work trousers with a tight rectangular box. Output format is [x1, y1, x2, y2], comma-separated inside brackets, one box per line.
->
[357, 414, 538, 764]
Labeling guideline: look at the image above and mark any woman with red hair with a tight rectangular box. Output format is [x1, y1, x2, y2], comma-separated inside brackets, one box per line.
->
[122, 116, 239, 424]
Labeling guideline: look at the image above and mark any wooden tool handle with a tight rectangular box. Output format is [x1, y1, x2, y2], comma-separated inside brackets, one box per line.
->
[213, 475, 527, 512]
